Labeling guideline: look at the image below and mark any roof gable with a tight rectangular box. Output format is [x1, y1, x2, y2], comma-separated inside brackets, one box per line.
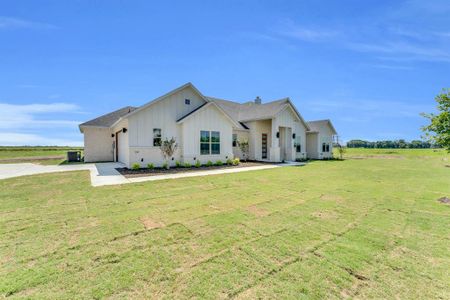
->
[110, 82, 209, 127]
[176, 102, 242, 129]
[307, 119, 337, 135]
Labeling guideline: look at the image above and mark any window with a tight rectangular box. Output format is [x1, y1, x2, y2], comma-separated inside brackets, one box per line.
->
[211, 131, 220, 154]
[153, 128, 162, 146]
[185, 99, 191, 105]
[295, 136, 301, 153]
[200, 131, 210, 154]
[200, 130, 220, 155]
[232, 134, 237, 147]
[322, 143, 330, 152]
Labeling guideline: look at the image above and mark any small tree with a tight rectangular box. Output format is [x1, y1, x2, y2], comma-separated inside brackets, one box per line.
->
[337, 143, 346, 160]
[159, 137, 178, 169]
[421, 89, 450, 151]
[237, 139, 250, 161]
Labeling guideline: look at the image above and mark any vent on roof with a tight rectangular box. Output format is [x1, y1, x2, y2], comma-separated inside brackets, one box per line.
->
[255, 96, 262, 104]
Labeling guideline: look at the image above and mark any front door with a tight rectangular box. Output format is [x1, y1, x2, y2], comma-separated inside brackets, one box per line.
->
[262, 133, 268, 159]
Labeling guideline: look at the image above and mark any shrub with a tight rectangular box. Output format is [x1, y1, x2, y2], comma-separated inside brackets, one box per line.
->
[206, 160, 213, 167]
[184, 162, 191, 168]
[147, 163, 154, 169]
[215, 160, 223, 166]
[175, 160, 182, 168]
[131, 163, 140, 170]
[232, 158, 240, 166]
[195, 160, 201, 168]
[162, 162, 168, 169]
[226, 158, 233, 165]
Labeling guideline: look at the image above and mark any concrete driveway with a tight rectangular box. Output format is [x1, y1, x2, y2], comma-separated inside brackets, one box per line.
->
[0, 162, 127, 187]
[0, 161, 304, 187]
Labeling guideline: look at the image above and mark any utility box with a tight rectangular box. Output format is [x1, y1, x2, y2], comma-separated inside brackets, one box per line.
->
[67, 151, 81, 162]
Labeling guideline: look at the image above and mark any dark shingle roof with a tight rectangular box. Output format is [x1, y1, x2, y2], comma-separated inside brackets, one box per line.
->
[205, 96, 290, 126]
[80, 106, 137, 128]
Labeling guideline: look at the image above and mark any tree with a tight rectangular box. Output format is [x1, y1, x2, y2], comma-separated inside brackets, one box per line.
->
[237, 139, 249, 161]
[159, 137, 178, 169]
[422, 89, 450, 151]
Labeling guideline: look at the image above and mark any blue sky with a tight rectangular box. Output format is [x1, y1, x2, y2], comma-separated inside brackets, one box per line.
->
[0, 0, 449, 146]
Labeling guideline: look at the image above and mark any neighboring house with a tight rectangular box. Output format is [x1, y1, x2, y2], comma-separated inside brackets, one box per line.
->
[79, 83, 337, 167]
[306, 120, 338, 159]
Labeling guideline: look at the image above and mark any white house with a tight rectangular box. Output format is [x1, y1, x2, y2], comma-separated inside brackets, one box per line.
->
[79, 83, 337, 167]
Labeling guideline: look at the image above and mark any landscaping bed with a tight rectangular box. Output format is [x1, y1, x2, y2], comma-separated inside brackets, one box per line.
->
[116, 161, 276, 178]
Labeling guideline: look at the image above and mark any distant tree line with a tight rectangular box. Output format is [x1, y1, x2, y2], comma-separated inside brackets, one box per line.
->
[346, 139, 436, 149]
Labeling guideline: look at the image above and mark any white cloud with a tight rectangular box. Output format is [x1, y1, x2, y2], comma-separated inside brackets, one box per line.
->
[0, 102, 81, 129]
[0, 16, 57, 30]
[0, 133, 82, 146]
[274, 19, 338, 42]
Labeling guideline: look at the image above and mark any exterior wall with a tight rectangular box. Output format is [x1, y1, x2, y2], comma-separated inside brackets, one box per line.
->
[232, 130, 249, 160]
[111, 119, 129, 166]
[180, 104, 234, 164]
[272, 105, 307, 161]
[83, 127, 114, 162]
[127, 87, 206, 167]
[318, 125, 334, 159]
[306, 132, 319, 159]
[246, 120, 272, 161]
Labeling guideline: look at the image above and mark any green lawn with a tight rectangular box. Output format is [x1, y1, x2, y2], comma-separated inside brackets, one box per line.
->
[0, 146, 83, 165]
[0, 149, 449, 299]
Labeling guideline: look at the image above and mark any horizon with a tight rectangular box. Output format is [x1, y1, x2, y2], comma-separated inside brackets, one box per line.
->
[1, 0, 448, 146]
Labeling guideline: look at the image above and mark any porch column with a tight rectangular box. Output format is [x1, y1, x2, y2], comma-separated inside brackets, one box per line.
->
[269, 119, 280, 162]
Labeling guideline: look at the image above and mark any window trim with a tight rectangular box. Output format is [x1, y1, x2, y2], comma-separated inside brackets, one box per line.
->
[185, 98, 191, 105]
[153, 128, 162, 147]
[200, 130, 220, 155]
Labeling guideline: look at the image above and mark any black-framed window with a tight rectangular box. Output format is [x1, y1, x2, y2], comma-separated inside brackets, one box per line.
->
[232, 134, 237, 147]
[153, 128, 162, 146]
[200, 130, 220, 155]
[322, 143, 330, 152]
[185, 99, 191, 105]
[295, 136, 301, 153]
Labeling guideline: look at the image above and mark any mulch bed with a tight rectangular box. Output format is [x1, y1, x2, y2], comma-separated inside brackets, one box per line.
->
[116, 161, 277, 178]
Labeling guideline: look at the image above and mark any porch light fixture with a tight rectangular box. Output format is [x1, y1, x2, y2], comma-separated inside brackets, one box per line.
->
[276, 132, 279, 138]
[111, 134, 115, 137]
[122, 128, 127, 133]
[292, 133, 296, 139]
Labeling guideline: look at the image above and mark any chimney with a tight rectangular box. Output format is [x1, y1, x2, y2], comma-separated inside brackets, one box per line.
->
[254, 96, 262, 104]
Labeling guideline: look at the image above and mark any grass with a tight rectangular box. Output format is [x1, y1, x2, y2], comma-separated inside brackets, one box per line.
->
[0, 146, 83, 165]
[0, 149, 449, 298]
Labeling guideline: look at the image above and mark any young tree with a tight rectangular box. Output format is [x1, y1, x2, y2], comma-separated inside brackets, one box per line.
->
[159, 137, 178, 169]
[237, 139, 249, 161]
[422, 89, 450, 151]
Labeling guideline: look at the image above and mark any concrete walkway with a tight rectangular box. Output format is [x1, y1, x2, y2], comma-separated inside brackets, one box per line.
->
[0, 161, 304, 187]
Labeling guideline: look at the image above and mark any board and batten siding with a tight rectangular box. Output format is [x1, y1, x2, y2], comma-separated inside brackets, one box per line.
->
[273, 105, 307, 161]
[306, 132, 319, 159]
[111, 119, 130, 166]
[246, 120, 272, 161]
[232, 130, 249, 160]
[180, 104, 234, 164]
[317, 123, 334, 159]
[126, 87, 207, 167]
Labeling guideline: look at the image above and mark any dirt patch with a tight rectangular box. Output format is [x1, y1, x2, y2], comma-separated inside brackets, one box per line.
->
[247, 205, 269, 217]
[140, 217, 165, 230]
[348, 155, 405, 160]
[311, 211, 337, 219]
[320, 194, 344, 202]
[117, 161, 277, 178]
[438, 197, 450, 204]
